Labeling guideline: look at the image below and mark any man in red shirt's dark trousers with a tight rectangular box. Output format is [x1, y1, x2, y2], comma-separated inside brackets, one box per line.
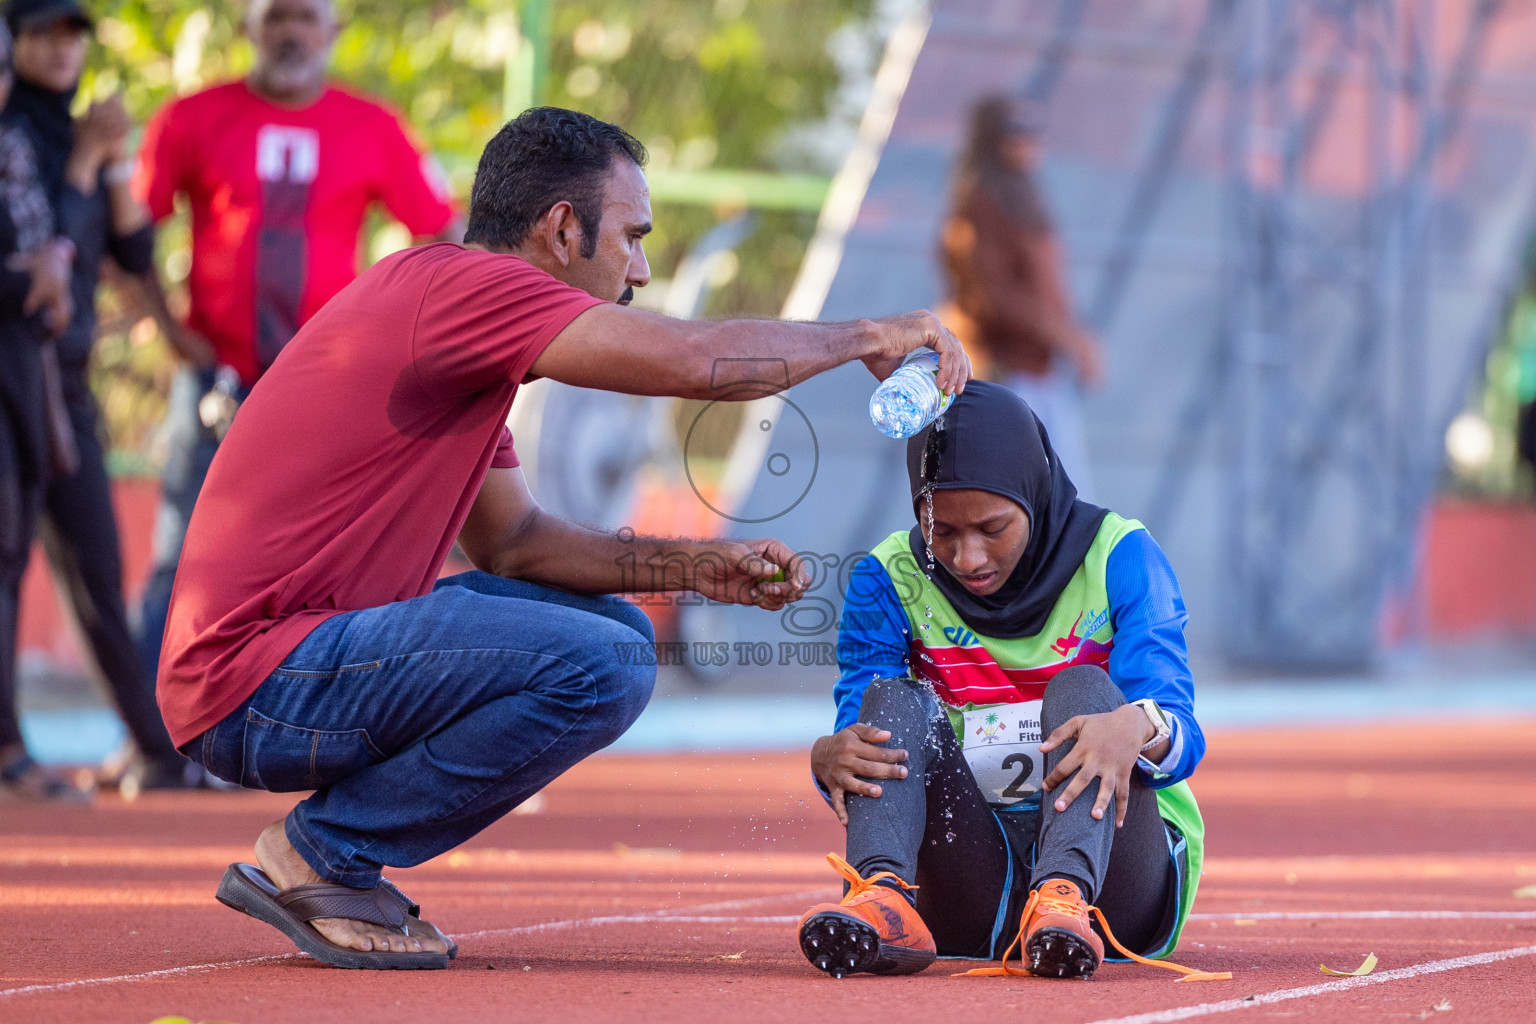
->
[166, 106, 972, 968]
[131, 0, 460, 688]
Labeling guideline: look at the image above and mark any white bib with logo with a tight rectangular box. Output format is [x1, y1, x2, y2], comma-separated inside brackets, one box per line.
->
[959, 701, 1044, 808]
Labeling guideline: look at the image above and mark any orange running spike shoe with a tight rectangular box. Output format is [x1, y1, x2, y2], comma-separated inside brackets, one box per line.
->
[797, 853, 936, 978]
[957, 880, 1232, 983]
[1022, 879, 1105, 979]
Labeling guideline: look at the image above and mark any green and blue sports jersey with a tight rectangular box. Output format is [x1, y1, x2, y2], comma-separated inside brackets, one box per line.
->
[833, 523, 1205, 788]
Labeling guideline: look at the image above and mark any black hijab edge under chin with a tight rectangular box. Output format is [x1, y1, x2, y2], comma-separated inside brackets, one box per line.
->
[903, 380, 1108, 641]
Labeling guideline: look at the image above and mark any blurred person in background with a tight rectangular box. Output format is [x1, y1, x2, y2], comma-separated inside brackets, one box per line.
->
[0, 16, 84, 799]
[131, 0, 461, 686]
[2, 0, 199, 791]
[941, 94, 1103, 500]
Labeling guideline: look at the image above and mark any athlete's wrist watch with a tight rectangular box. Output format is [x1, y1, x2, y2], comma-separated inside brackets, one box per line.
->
[1131, 698, 1171, 752]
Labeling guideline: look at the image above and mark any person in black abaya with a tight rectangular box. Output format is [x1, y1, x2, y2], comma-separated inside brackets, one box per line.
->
[0, 13, 83, 799]
[3, 0, 196, 790]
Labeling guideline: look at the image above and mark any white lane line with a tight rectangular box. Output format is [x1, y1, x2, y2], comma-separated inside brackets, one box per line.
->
[1082, 944, 1536, 1024]
[1193, 910, 1536, 921]
[450, 888, 826, 941]
[0, 889, 827, 1000]
[0, 956, 298, 1000]
[651, 915, 800, 924]
[453, 913, 802, 940]
[649, 889, 827, 916]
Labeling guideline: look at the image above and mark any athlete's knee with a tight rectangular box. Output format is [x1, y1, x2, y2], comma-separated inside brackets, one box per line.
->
[857, 676, 933, 737]
[859, 675, 922, 713]
[1042, 664, 1122, 728]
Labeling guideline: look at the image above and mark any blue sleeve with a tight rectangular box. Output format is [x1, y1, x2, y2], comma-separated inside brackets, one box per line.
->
[1105, 528, 1205, 787]
[811, 556, 912, 805]
[832, 555, 913, 734]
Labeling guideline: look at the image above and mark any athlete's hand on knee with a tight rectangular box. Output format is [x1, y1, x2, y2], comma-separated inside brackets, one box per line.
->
[1038, 706, 1153, 828]
[811, 724, 909, 826]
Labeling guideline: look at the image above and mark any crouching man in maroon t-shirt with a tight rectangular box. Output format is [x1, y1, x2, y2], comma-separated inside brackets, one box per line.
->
[156, 107, 972, 969]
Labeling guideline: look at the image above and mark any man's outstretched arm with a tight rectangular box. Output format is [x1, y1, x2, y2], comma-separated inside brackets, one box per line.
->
[460, 465, 809, 610]
[530, 304, 972, 401]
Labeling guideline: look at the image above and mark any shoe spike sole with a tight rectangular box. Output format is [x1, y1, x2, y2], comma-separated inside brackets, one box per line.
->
[798, 912, 933, 979]
[1024, 926, 1100, 980]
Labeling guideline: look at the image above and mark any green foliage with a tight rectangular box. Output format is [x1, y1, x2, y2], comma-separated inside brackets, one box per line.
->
[78, 0, 874, 462]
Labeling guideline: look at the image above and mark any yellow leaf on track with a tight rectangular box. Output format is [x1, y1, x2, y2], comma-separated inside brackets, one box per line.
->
[1513, 884, 1536, 898]
[1321, 952, 1377, 977]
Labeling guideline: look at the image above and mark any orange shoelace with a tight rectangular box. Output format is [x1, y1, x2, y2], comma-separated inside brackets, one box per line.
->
[955, 886, 1232, 983]
[826, 852, 919, 904]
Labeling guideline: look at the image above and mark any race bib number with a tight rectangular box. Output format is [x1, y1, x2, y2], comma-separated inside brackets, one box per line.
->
[960, 701, 1044, 808]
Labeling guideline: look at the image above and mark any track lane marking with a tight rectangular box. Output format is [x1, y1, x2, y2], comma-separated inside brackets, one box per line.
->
[0, 956, 300, 999]
[1081, 944, 1536, 1024]
[449, 888, 827, 940]
[19, 893, 1523, 1005]
[1192, 910, 1536, 921]
[451, 913, 803, 940]
[0, 889, 826, 1000]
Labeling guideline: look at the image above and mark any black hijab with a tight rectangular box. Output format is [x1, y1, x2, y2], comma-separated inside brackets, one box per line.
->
[4, 75, 76, 203]
[905, 380, 1107, 639]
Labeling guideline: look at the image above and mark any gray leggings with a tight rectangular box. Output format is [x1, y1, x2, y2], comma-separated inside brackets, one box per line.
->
[844, 665, 1178, 958]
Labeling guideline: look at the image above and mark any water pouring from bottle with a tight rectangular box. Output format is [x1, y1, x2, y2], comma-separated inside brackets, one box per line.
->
[869, 350, 953, 439]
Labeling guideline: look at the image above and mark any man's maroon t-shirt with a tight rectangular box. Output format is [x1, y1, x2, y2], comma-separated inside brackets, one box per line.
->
[156, 244, 604, 746]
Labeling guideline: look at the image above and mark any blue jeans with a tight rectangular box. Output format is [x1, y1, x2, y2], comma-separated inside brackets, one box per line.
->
[189, 571, 656, 888]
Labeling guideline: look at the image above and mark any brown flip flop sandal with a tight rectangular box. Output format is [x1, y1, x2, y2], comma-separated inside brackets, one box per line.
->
[376, 877, 458, 959]
[216, 863, 452, 969]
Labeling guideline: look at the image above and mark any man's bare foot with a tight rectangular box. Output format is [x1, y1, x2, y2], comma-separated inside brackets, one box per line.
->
[253, 819, 449, 955]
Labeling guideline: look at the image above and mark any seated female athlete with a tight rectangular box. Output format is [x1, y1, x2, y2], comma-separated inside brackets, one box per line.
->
[799, 381, 1222, 983]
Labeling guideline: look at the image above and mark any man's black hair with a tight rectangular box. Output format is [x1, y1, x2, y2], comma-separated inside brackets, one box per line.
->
[465, 107, 647, 259]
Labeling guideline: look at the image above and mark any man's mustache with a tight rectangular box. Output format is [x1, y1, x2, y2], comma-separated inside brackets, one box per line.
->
[619, 285, 634, 305]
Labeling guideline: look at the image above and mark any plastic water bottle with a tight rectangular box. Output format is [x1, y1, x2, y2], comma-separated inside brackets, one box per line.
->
[869, 350, 953, 439]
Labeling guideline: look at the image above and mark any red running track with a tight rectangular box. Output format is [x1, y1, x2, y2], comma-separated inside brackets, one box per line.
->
[2, 721, 1534, 1024]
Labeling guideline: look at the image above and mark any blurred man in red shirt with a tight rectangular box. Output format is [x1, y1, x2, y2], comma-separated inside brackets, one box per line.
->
[132, 0, 460, 683]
